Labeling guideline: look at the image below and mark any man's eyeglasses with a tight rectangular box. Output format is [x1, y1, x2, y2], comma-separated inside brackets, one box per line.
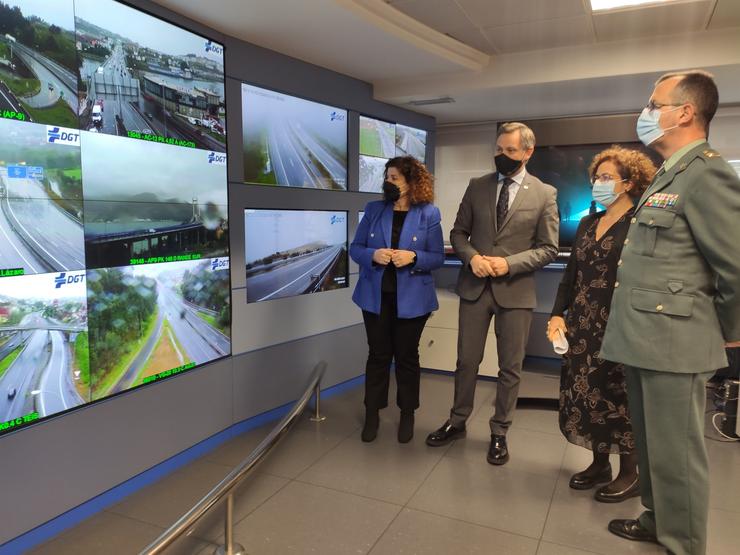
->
[645, 100, 684, 111]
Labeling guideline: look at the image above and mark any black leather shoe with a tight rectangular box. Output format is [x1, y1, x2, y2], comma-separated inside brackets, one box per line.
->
[486, 434, 509, 465]
[569, 464, 612, 490]
[426, 421, 466, 446]
[398, 411, 414, 443]
[608, 519, 658, 543]
[361, 409, 379, 443]
[594, 477, 640, 503]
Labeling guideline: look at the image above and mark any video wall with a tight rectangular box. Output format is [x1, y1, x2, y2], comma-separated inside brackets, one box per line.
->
[244, 209, 348, 303]
[359, 116, 427, 193]
[241, 84, 348, 190]
[0, 0, 230, 436]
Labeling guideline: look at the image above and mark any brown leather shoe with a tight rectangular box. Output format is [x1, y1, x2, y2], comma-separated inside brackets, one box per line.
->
[607, 519, 658, 543]
[594, 476, 640, 503]
[568, 464, 612, 490]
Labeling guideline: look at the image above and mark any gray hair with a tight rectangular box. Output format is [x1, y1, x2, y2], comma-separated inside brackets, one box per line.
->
[497, 122, 536, 150]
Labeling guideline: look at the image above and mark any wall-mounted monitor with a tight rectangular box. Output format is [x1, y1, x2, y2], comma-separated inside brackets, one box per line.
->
[0, 0, 79, 128]
[241, 84, 347, 190]
[526, 142, 661, 248]
[358, 116, 427, 193]
[80, 132, 228, 269]
[395, 123, 427, 161]
[74, 0, 226, 151]
[0, 0, 230, 438]
[244, 209, 348, 303]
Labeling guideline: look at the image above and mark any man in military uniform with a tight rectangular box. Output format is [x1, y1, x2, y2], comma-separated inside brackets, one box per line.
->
[601, 70, 740, 555]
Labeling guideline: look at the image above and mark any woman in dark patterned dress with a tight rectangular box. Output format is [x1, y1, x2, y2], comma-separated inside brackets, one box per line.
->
[548, 147, 657, 502]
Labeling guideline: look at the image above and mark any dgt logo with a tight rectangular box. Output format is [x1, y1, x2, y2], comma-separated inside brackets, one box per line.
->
[204, 40, 224, 55]
[54, 272, 85, 289]
[330, 111, 345, 122]
[207, 151, 227, 165]
[330, 215, 345, 225]
[210, 258, 229, 271]
[47, 126, 80, 146]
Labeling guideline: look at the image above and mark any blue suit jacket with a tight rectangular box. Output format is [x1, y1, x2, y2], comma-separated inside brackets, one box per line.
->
[350, 200, 444, 318]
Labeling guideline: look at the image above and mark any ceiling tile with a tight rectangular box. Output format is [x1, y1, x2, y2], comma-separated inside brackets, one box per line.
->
[456, 0, 586, 28]
[482, 14, 594, 53]
[390, 0, 477, 33]
[708, 0, 740, 30]
[593, 0, 712, 42]
[443, 27, 496, 53]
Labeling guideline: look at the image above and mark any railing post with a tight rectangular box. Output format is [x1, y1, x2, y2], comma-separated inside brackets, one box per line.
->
[309, 381, 326, 422]
[214, 493, 246, 555]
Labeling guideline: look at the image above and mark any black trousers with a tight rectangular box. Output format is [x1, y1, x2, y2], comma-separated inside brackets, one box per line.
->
[362, 292, 429, 411]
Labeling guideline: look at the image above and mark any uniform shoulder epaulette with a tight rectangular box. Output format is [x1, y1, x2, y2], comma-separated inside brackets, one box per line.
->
[702, 149, 721, 158]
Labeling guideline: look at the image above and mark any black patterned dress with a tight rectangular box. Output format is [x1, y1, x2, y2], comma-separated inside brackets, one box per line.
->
[551, 209, 635, 455]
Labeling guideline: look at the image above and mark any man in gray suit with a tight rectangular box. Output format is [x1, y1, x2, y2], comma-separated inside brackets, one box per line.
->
[426, 122, 559, 464]
[602, 71, 740, 555]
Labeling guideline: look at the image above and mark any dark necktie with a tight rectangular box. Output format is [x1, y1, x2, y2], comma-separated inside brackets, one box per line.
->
[496, 177, 513, 231]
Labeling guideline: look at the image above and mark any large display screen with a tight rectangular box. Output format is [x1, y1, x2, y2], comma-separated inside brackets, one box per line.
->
[241, 83, 347, 190]
[358, 116, 427, 193]
[0, 0, 230, 438]
[526, 143, 661, 247]
[244, 209, 348, 303]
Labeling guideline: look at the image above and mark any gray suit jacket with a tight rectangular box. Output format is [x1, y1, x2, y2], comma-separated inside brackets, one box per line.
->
[450, 171, 559, 308]
[601, 142, 740, 372]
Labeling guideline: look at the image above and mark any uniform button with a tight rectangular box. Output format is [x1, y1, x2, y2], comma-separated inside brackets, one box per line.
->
[618, 259, 623, 266]
[614, 281, 620, 288]
[649, 219, 655, 225]
[656, 304, 664, 312]
[370, 233, 374, 237]
[630, 217, 637, 224]
[412, 236, 417, 242]
[624, 238, 630, 245]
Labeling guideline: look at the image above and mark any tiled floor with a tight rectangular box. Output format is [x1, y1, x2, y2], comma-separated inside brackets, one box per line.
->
[29, 368, 740, 554]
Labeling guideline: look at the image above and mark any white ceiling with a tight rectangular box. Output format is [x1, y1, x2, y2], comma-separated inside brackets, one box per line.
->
[151, 0, 740, 124]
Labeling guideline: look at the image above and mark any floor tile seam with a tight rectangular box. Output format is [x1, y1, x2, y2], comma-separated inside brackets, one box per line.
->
[189, 476, 295, 544]
[364, 504, 407, 555]
[439, 449, 566, 482]
[537, 438, 571, 542]
[289, 476, 407, 508]
[536, 538, 605, 555]
[400, 505, 544, 543]
[288, 421, 370, 481]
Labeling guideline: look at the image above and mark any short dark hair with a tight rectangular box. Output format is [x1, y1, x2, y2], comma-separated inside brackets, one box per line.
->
[657, 70, 718, 132]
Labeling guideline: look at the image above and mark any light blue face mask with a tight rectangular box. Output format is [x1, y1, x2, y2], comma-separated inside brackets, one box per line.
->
[592, 181, 621, 207]
[636, 106, 680, 146]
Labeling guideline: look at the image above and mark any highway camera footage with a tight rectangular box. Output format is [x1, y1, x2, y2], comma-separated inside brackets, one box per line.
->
[80, 132, 228, 269]
[395, 124, 426, 162]
[0, 118, 84, 274]
[0, 271, 88, 423]
[87, 257, 230, 400]
[74, 0, 226, 150]
[242, 84, 347, 190]
[245, 210, 348, 303]
[0, 0, 80, 127]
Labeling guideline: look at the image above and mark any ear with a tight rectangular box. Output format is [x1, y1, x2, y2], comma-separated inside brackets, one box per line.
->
[678, 103, 696, 125]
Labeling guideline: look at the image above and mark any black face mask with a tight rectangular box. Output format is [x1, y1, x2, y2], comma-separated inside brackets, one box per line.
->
[382, 180, 401, 202]
[494, 153, 524, 176]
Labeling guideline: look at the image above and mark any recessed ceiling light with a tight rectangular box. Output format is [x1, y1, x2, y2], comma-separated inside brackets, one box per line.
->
[408, 97, 455, 106]
[590, 0, 681, 12]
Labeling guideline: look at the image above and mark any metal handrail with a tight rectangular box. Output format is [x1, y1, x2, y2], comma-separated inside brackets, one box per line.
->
[140, 361, 327, 555]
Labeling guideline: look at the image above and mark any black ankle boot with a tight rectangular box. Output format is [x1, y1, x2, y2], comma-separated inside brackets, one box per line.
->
[398, 411, 414, 443]
[362, 409, 379, 442]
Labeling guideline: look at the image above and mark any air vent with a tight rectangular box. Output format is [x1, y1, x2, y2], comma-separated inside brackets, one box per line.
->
[408, 97, 455, 106]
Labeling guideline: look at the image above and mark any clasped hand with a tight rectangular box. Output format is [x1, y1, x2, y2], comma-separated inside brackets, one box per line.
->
[373, 248, 415, 268]
[470, 254, 509, 278]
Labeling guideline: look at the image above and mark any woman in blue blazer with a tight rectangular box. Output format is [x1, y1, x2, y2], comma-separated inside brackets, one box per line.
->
[351, 156, 444, 443]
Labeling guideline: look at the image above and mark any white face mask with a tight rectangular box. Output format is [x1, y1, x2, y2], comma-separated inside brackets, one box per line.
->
[636, 106, 681, 146]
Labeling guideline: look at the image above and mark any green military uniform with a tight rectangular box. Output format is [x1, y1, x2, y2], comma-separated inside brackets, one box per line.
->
[601, 140, 740, 555]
